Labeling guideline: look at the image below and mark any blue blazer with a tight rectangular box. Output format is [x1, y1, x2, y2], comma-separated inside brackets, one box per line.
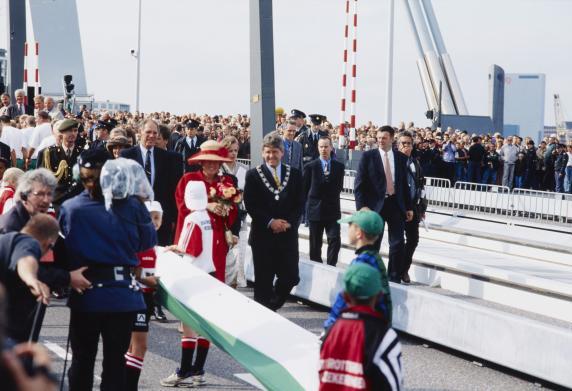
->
[354, 149, 412, 215]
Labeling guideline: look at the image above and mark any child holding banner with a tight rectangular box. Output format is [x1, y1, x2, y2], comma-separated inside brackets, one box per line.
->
[161, 181, 214, 387]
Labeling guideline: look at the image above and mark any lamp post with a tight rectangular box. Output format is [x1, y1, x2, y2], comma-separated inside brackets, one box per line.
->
[133, 0, 142, 112]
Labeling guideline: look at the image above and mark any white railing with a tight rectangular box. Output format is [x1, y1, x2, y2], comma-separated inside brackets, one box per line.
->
[511, 188, 572, 225]
[452, 181, 512, 217]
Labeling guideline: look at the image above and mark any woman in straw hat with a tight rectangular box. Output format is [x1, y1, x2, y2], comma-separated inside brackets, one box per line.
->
[173, 140, 238, 282]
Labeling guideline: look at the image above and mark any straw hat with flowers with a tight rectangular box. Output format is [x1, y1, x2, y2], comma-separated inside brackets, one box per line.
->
[188, 140, 232, 164]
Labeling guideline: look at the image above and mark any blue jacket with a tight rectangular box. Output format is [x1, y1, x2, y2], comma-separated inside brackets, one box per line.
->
[59, 191, 157, 312]
[324, 245, 392, 329]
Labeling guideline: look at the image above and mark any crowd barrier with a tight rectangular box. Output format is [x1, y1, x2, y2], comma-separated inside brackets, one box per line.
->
[232, 159, 572, 227]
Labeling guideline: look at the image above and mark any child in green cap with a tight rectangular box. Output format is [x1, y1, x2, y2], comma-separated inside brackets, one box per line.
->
[323, 210, 392, 331]
[319, 263, 403, 390]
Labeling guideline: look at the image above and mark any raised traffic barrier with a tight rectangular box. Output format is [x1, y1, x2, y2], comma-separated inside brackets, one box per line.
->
[157, 250, 320, 391]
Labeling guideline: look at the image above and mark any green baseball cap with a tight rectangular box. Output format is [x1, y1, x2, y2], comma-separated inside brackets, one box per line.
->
[338, 210, 384, 235]
[344, 263, 383, 299]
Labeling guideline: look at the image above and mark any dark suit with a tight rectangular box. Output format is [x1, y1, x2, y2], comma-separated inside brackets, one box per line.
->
[174, 136, 205, 172]
[296, 129, 328, 163]
[0, 141, 12, 166]
[303, 159, 344, 266]
[120, 146, 183, 245]
[6, 104, 27, 118]
[404, 157, 427, 275]
[167, 130, 183, 152]
[282, 138, 304, 172]
[244, 164, 304, 310]
[354, 148, 412, 281]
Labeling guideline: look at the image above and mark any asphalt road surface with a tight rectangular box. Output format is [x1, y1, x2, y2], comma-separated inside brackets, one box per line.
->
[39, 288, 553, 391]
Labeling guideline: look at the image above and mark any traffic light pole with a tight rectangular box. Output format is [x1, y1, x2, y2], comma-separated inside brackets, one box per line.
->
[249, 0, 276, 167]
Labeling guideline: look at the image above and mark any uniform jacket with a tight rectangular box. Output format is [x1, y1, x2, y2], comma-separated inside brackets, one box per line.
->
[244, 164, 304, 245]
[282, 138, 304, 172]
[354, 149, 412, 216]
[59, 192, 157, 312]
[303, 158, 344, 221]
[296, 129, 328, 162]
[174, 136, 206, 172]
[38, 144, 83, 205]
[320, 306, 403, 391]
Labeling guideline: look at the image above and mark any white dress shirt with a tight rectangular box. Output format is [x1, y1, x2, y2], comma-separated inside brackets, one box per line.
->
[379, 148, 395, 183]
[139, 145, 155, 187]
[186, 136, 198, 149]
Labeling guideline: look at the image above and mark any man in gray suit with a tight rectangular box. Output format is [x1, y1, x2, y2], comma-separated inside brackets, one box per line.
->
[282, 120, 303, 171]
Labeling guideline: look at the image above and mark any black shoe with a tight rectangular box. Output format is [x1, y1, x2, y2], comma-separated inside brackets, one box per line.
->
[153, 305, 168, 322]
[389, 274, 401, 284]
[401, 272, 411, 284]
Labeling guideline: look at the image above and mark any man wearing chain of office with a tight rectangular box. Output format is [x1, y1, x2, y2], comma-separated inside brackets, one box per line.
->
[244, 132, 305, 311]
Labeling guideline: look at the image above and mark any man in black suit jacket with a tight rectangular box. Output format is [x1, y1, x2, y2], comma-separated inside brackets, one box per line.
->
[121, 119, 183, 245]
[354, 126, 413, 283]
[303, 136, 344, 266]
[296, 114, 329, 164]
[244, 132, 305, 311]
[174, 119, 204, 172]
[6, 89, 28, 118]
[167, 123, 183, 151]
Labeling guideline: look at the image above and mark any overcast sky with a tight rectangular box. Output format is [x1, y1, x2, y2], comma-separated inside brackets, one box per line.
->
[74, 0, 572, 127]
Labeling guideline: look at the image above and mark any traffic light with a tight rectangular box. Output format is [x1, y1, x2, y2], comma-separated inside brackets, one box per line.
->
[63, 74, 74, 100]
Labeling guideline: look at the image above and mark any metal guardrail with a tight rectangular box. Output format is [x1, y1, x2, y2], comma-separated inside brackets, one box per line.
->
[228, 160, 571, 227]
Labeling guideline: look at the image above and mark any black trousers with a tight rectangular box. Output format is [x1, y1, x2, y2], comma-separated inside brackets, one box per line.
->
[403, 212, 420, 274]
[309, 220, 341, 266]
[252, 233, 300, 310]
[68, 310, 135, 391]
[373, 196, 405, 280]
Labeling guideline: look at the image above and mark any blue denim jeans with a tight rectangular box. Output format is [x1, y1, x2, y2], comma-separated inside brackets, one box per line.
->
[555, 172, 565, 193]
[564, 166, 572, 193]
[515, 175, 524, 189]
[455, 163, 466, 182]
[467, 162, 481, 183]
[481, 168, 497, 185]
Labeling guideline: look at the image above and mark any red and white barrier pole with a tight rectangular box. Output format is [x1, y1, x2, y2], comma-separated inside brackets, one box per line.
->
[23, 42, 28, 106]
[338, 0, 350, 148]
[348, 0, 358, 150]
[34, 42, 40, 95]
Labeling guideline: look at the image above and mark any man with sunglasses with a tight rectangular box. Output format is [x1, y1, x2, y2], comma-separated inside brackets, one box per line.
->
[397, 131, 427, 284]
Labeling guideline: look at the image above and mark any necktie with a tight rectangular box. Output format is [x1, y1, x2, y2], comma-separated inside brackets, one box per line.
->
[145, 149, 152, 184]
[273, 167, 280, 187]
[191, 138, 195, 149]
[384, 152, 395, 195]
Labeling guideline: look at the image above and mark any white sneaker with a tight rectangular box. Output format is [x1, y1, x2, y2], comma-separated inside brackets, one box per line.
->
[191, 370, 206, 386]
[160, 369, 193, 388]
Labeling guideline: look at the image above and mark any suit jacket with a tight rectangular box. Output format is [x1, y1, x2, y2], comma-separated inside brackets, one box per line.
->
[6, 104, 27, 119]
[0, 141, 11, 166]
[354, 148, 412, 216]
[120, 146, 183, 224]
[244, 164, 304, 245]
[281, 139, 304, 172]
[167, 131, 183, 151]
[296, 129, 329, 162]
[407, 157, 428, 218]
[174, 136, 205, 172]
[303, 159, 344, 221]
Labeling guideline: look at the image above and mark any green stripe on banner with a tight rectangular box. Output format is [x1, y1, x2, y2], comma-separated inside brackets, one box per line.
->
[158, 282, 305, 391]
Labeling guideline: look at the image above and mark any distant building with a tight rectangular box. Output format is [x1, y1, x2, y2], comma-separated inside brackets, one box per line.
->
[92, 101, 130, 113]
[503, 73, 546, 142]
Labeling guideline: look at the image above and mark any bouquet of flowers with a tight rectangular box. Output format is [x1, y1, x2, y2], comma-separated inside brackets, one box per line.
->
[208, 176, 242, 247]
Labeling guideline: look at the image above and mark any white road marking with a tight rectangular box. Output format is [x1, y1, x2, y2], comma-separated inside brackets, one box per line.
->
[44, 340, 102, 381]
[234, 373, 266, 390]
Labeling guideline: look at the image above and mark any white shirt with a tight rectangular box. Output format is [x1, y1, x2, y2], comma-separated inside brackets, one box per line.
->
[0, 126, 26, 159]
[29, 123, 53, 151]
[139, 145, 155, 186]
[36, 135, 56, 152]
[567, 152, 572, 167]
[379, 148, 395, 183]
[265, 163, 281, 184]
[186, 136, 198, 149]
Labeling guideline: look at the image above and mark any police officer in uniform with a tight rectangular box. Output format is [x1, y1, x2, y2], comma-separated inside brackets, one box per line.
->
[296, 114, 328, 164]
[174, 119, 204, 173]
[290, 109, 309, 138]
[37, 119, 83, 206]
[303, 136, 345, 266]
[59, 149, 157, 391]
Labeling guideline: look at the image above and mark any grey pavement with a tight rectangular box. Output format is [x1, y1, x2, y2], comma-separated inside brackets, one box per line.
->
[39, 288, 553, 391]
